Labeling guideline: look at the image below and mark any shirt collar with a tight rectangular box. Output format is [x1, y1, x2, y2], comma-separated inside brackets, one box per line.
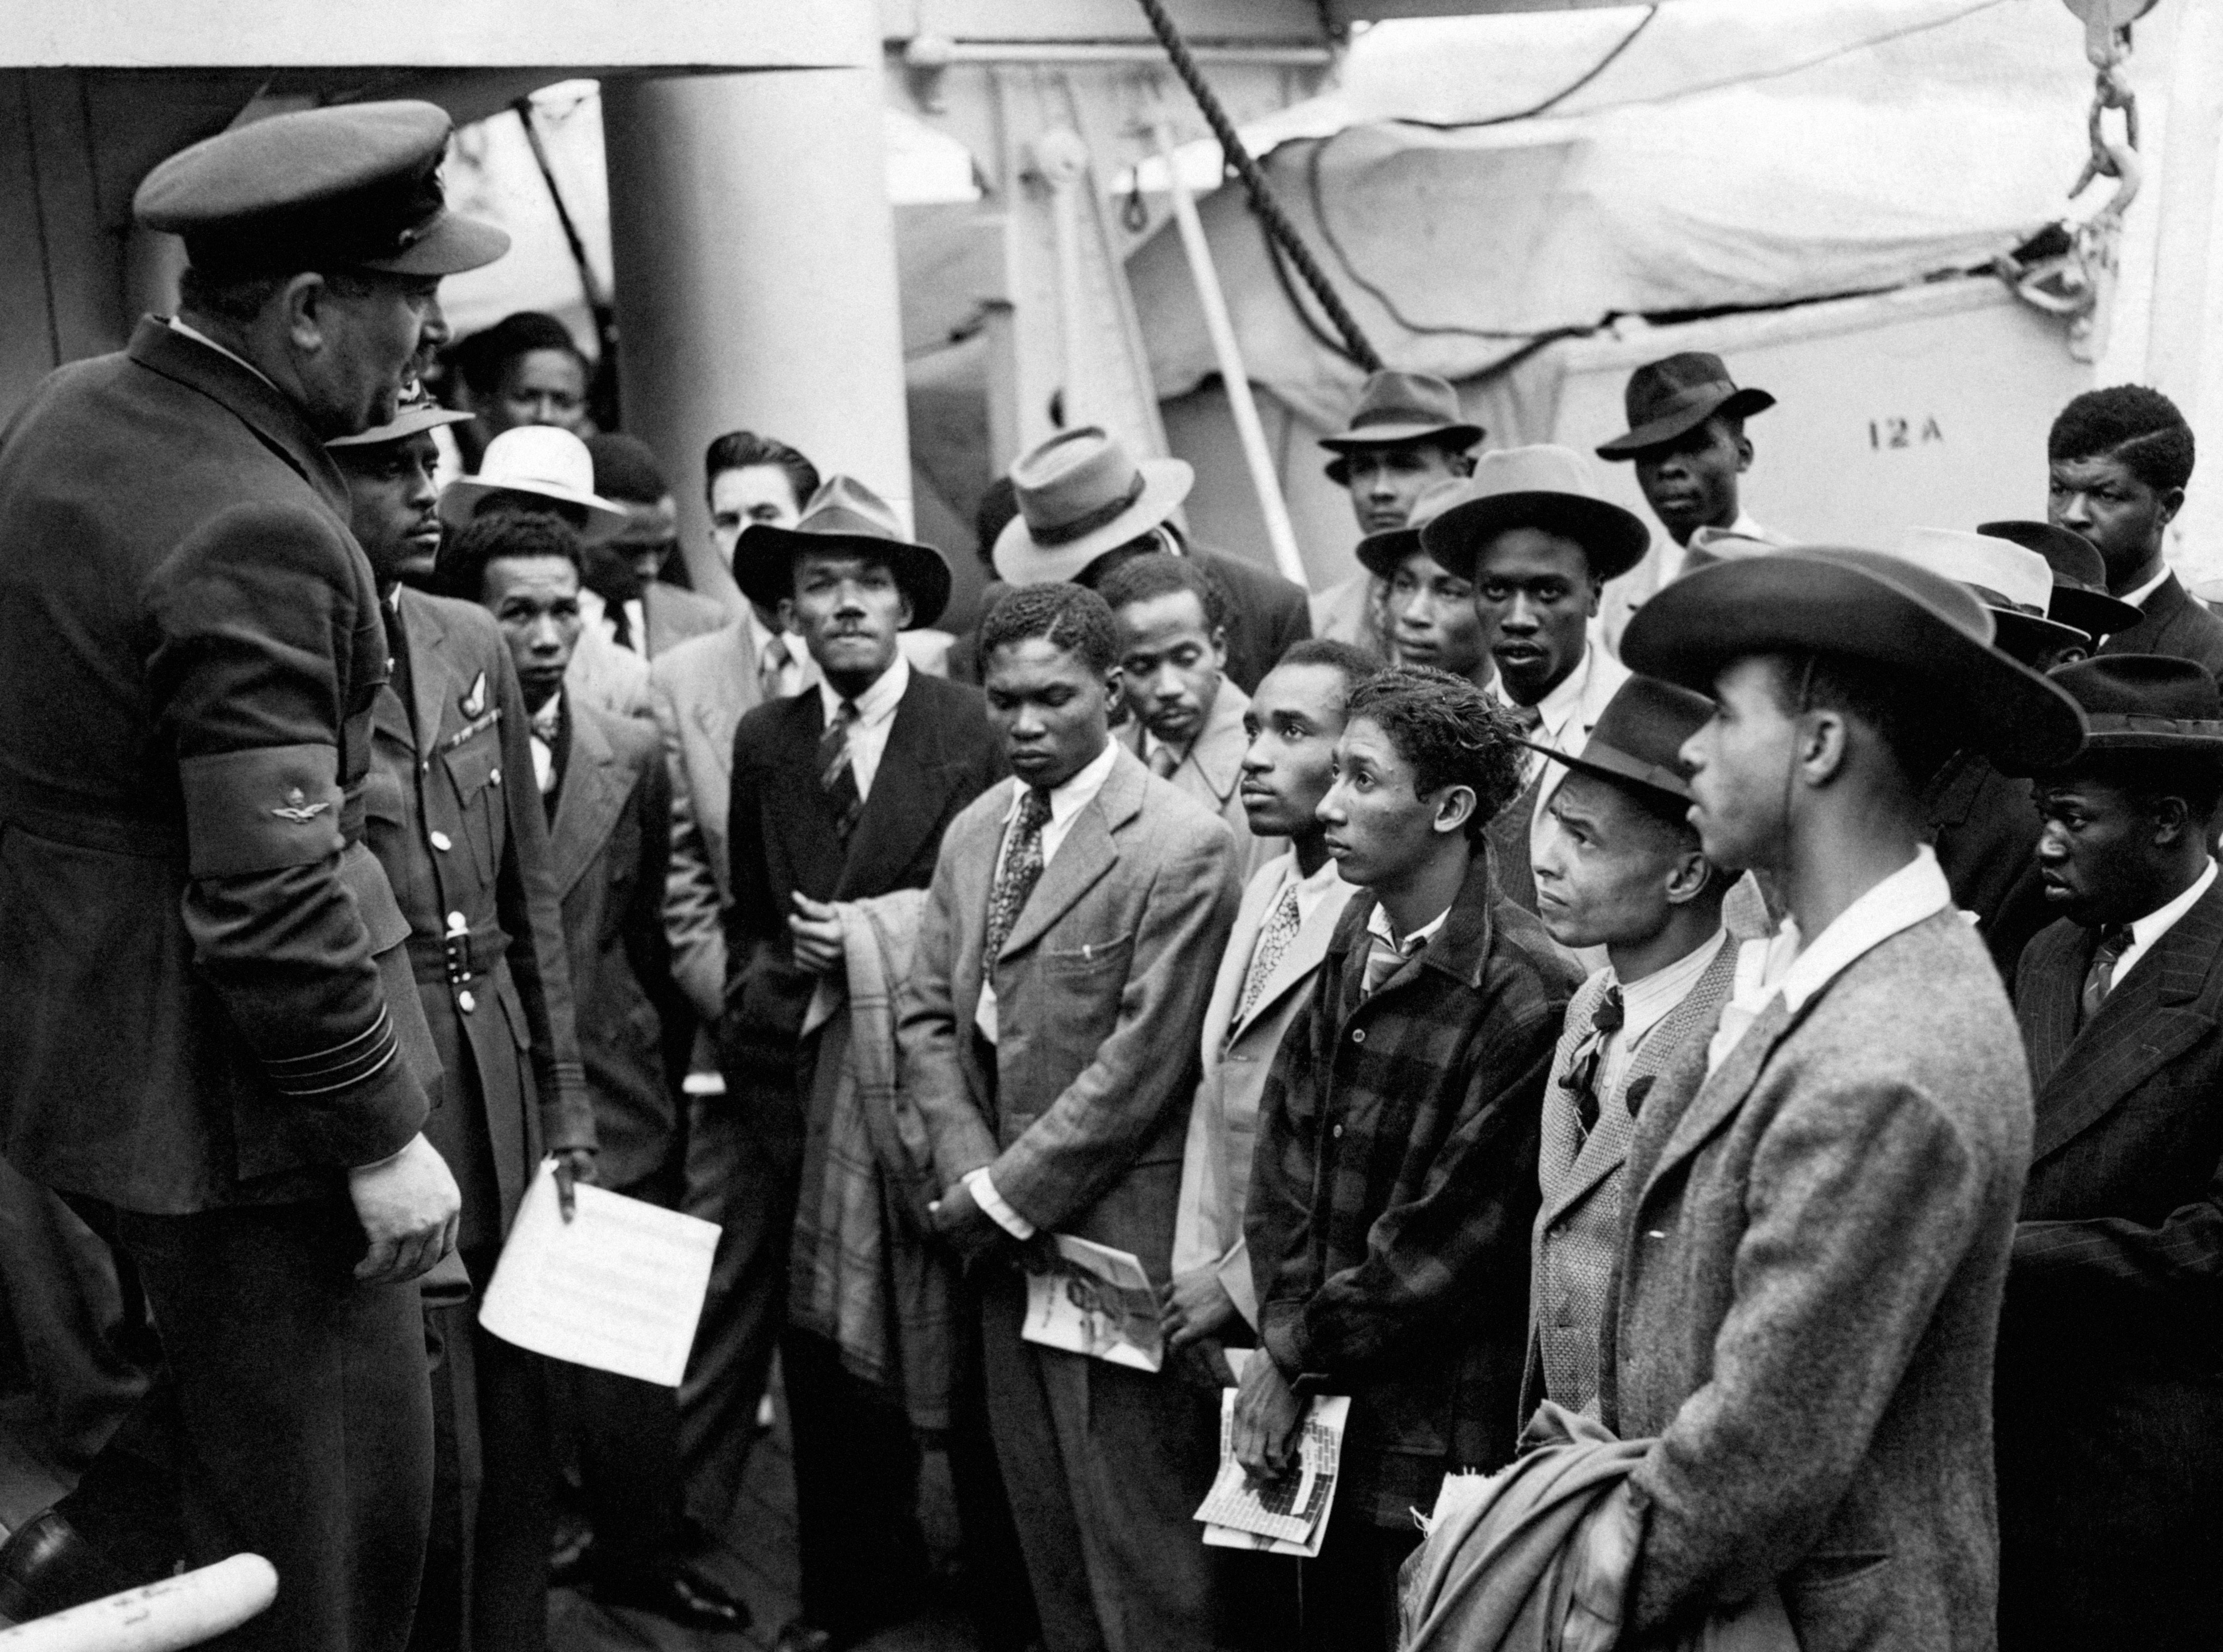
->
[1614, 928, 1729, 1045]
[1775, 845, 1953, 1015]
[167, 317, 282, 394]
[1518, 645, 1594, 740]
[2121, 564, 2173, 610]
[816, 649, 909, 729]
[2128, 857, 2218, 953]
[1366, 898, 1451, 955]
[1007, 738, 1120, 827]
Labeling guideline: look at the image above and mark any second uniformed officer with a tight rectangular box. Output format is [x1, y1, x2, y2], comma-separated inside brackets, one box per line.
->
[328, 389, 596, 1652]
[0, 103, 506, 1650]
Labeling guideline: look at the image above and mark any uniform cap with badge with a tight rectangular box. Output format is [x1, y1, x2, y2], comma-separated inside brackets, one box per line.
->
[328, 379, 475, 449]
[134, 99, 508, 280]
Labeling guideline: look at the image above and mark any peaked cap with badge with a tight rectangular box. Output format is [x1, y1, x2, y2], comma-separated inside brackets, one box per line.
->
[735, 474, 951, 628]
[1888, 527, 2092, 664]
[1527, 672, 1717, 814]
[1595, 352, 1775, 460]
[993, 426, 1194, 584]
[1977, 519, 2142, 639]
[135, 99, 509, 280]
[1419, 444, 1651, 583]
[1622, 544, 2087, 775]
[328, 378, 475, 449]
[1318, 370, 1485, 484]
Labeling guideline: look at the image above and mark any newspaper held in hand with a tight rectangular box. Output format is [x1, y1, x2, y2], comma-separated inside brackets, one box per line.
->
[1195, 1366, 1351, 1558]
[1021, 1235, 1164, 1372]
[479, 1158, 719, 1386]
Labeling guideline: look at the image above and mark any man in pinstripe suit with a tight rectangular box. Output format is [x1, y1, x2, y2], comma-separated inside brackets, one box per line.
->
[1521, 675, 1738, 1420]
[2004, 654, 2223, 1652]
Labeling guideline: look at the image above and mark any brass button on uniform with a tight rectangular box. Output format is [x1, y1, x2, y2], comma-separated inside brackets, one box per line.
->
[458, 989, 476, 1013]
[489, 767, 502, 786]
[430, 830, 453, 852]
[1351, 1028, 1365, 1044]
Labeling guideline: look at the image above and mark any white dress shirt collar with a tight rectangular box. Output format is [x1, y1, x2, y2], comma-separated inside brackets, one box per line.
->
[1003, 737, 1120, 869]
[2113, 857, 2218, 987]
[1496, 644, 1596, 746]
[814, 651, 910, 802]
[1616, 928, 1729, 1048]
[167, 317, 281, 394]
[2120, 563, 2173, 611]
[1366, 898, 1451, 955]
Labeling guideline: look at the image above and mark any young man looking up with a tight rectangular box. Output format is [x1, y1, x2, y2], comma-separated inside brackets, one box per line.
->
[1352, 478, 1493, 687]
[1423, 446, 1647, 914]
[901, 584, 1239, 1652]
[1241, 666, 1581, 1652]
[1161, 641, 1376, 1365]
[1102, 554, 1275, 879]
[1524, 675, 1736, 1419]
[1608, 546, 2083, 1648]
[2000, 655, 2223, 1652]
[2047, 384, 2223, 675]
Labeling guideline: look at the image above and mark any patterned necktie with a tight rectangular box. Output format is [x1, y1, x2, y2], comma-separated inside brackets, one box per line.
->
[1506, 701, 1544, 735]
[820, 699, 863, 840]
[758, 633, 792, 703]
[983, 787, 1055, 976]
[2080, 925, 2135, 1024]
[529, 695, 563, 797]
[1561, 983, 1625, 1137]
[1238, 883, 1304, 1022]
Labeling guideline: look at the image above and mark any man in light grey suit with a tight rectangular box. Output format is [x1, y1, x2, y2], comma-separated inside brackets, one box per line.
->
[1606, 547, 2084, 1650]
[899, 584, 1240, 1652]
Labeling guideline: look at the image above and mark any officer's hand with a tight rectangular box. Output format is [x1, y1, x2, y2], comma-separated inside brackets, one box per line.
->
[788, 894, 845, 975]
[1232, 1352, 1305, 1483]
[553, 1147, 597, 1221]
[349, 1134, 462, 1285]
[1158, 1266, 1240, 1350]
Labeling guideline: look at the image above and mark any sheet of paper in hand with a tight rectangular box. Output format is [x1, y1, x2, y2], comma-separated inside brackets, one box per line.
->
[1194, 1384, 1352, 1558]
[480, 1158, 719, 1386]
[1021, 1235, 1164, 1372]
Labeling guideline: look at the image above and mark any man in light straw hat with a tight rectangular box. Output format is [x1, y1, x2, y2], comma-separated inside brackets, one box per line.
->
[1603, 546, 2084, 1650]
[993, 425, 1310, 695]
[1421, 445, 1647, 916]
[1997, 653, 2223, 1652]
[724, 477, 1006, 1652]
[0, 99, 504, 1648]
[1311, 370, 1482, 655]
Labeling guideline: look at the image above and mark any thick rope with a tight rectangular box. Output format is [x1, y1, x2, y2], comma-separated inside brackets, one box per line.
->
[1135, 0, 1384, 372]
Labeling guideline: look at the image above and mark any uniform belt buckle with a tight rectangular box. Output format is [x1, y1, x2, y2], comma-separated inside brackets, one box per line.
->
[444, 930, 475, 982]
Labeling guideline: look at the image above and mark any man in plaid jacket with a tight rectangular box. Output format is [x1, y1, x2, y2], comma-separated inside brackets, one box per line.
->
[1238, 666, 1581, 1652]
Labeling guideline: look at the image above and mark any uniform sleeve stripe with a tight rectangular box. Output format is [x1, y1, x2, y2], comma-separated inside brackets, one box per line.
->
[265, 1008, 401, 1095]
[263, 1010, 390, 1073]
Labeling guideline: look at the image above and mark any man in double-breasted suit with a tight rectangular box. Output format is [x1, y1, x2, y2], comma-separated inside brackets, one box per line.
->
[2002, 655, 2223, 1652]
[900, 583, 1240, 1652]
[341, 448, 596, 1652]
[723, 479, 1004, 1652]
[1522, 675, 1737, 1420]
[1606, 547, 2081, 1650]
[0, 105, 499, 1649]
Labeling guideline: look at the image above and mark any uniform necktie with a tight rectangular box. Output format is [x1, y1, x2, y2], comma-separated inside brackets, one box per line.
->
[758, 634, 792, 703]
[1561, 983, 1624, 1137]
[1149, 742, 1182, 780]
[2081, 925, 2135, 1024]
[820, 699, 863, 840]
[983, 787, 1055, 977]
[1238, 883, 1304, 1023]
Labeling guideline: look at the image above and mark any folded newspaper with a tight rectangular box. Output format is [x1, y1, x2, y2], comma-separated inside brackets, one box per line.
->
[1022, 1234, 1164, 1372]
[1194, 1377, 1351, 1558]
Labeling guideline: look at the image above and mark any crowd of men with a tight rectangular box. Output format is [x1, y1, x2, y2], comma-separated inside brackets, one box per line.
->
[0, 95, 2216, 1652]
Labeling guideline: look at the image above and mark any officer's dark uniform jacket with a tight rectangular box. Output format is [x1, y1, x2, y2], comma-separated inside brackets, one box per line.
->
[368, 586, 592, 1248]
[0, 319, 436, 1210]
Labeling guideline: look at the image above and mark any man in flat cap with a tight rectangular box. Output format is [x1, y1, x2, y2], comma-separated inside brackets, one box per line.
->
[0, 100, 505, 1650]
[1595, 352, 1788, 658]
[2000, 655, 2223, 1652]
[1311, 370, 1482, 656]
[1606, 547, 2082, 1648]
[1421, 445, 1645, 915]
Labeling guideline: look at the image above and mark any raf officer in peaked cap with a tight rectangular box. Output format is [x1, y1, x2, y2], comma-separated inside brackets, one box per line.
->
[0, 102, 505, 1651]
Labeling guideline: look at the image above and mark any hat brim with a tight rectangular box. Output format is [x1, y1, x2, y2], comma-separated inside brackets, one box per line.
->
[1319, 420, 1486, 456]
[2065, 724, 2223, 757]
[1620, 548, 2087, 775]
[1990, 608, 2093, 664]
[734, 525, 952, 630]
[992, 458, 1193, 585]
[1596, 386, 1776, 460]
[1421, 492, 1652, 583]
[1523, 735, 1692, 808]
[359, 211, 512, 278]
[1354, 526, 1425, 580]
[2048, 585, 2143, 637]
[327, 404, 476, 448]
[439, 474, 628, 544]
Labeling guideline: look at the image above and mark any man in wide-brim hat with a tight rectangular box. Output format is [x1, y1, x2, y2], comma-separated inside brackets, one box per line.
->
[1599, 546, 2081, 1650]
[1977, 518, 2143, 644]
[1418, 445, 1647, 914]
[1998, 652, 2223, 1652]
[993, 425, 1311, 694]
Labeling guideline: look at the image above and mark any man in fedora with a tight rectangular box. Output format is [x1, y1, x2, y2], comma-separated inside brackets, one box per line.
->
[1606, 546, 2081, 1648]
[1595, 352, 1787, 657]
[439, 424, 648, 720]
[1422, 445, 1647, 915]
[724, 478, 1006, 1652]
[1980, 519, 2143, 655]
[1312, 370, 1483, 654]
[1351, 478, 1495, 688]
[2000, 655, 2223, 1652]
[993, 425, 1310, 695]
[0, 100, 502, 1649]
[1887, 527, 2105, 982]
[1523, 675, 1739, 1421]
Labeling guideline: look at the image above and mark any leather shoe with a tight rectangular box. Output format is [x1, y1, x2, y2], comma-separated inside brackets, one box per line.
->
[0, 1511, 128, 1623]
[595, 1564, 751, 1634]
